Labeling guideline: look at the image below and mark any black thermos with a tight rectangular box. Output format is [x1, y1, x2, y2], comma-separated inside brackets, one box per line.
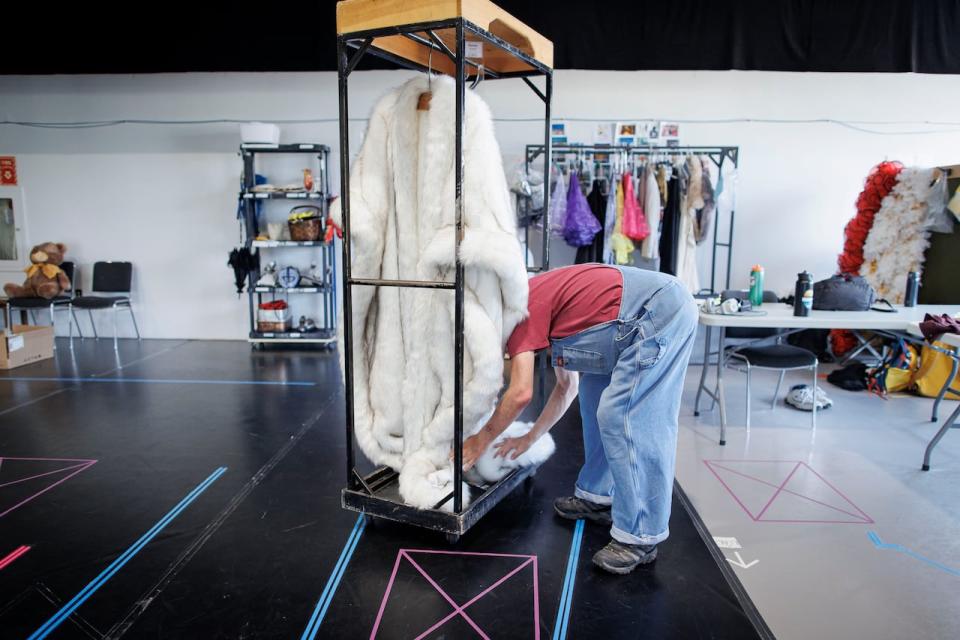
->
[904, 271, 920, 307]
[794, 271, 812, 316]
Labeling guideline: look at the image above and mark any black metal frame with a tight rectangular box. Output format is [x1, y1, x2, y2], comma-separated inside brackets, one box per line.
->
[338, 18, 552, 536]
[239, 144, 337, 346]
[524, 143, 739, 295]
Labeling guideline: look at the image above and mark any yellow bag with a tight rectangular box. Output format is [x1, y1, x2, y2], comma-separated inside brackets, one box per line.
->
[867, 340, 919, 395]
[913, 341, 960, 398]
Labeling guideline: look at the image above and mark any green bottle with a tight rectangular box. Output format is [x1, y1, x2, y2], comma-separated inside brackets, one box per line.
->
[749, 265, 764, 307]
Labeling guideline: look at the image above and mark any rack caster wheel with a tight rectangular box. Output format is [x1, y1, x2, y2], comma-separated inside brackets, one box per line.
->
[694, 411, 700, 417]
[523, 475, 536, 494]
[445, 533, 461, 545]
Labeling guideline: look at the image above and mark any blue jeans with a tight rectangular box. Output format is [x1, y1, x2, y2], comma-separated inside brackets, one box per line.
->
[551, 267, 698, 545]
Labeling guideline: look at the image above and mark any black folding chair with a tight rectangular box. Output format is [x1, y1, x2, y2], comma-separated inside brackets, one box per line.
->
[720, 289, 819, 429]
[69, 261, 141, 350]
[6, 260, 83, 341]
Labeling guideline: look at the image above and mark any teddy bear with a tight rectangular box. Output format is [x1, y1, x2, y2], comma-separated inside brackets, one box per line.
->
[4, 242, 72, 299]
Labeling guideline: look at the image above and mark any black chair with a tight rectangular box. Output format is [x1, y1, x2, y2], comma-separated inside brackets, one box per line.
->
[720, 289, 819, 428]
[70, 261, 141, 350]
[6, 260, 83, 340]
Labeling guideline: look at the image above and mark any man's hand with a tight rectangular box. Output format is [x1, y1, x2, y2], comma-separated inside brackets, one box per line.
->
[493, 434, 532, 461]
[457, 431, 493, 471]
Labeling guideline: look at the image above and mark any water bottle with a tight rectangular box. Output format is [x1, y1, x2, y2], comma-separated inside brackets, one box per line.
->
[749, 265, 764, 307]
[794, 271, 812, 316]
[904, 271, 920, 307]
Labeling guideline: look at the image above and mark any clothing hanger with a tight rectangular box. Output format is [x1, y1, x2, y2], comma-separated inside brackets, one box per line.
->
[470, 64, 485, 90]
[417, 47, 434, 111]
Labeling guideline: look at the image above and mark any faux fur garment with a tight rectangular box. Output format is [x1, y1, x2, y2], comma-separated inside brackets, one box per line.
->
[427, 421, 557, 489]
[862, 167, 936, 303]
[334, 76, 536, 510]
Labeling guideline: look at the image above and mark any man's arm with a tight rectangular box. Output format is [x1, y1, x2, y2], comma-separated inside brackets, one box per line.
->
[460, 351, 535, 470]
[493, 365, 579, 461]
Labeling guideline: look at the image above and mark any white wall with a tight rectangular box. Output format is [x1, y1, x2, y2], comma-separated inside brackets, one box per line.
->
[2, 70, 959, 338]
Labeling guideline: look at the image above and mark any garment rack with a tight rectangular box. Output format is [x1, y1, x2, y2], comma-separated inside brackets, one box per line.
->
[524, 143, 740, 295]
[336, 0, 553, 541]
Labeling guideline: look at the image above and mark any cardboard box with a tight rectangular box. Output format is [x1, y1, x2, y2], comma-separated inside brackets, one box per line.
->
[0, 325, 54, 369]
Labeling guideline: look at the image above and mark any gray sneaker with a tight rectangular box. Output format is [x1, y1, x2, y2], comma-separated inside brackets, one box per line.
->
[592, 540, 658, 574]
[553, 496, 612, 526]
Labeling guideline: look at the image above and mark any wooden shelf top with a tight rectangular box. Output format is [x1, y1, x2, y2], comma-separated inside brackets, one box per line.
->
[336, 0, 553, 74]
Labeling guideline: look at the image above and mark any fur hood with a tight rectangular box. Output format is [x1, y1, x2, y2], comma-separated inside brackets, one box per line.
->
[334, 76, 539, 509]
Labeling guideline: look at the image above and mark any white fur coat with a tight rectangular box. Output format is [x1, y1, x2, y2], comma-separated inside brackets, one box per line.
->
[862, 167, 936, 303]
[334, 76, 547, 509]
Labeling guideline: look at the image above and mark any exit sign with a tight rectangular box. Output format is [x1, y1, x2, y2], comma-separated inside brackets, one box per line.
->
[0, 157, 16, 186]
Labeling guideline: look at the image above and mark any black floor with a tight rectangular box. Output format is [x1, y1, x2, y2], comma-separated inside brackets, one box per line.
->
[0, 339, 764, 639]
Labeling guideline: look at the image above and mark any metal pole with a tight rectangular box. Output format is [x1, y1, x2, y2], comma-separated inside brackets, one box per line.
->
[338, 37, 358, 490]
[542, 72, 552, 271]
[726, 151, 738, 291]
[453, 21, 466, 513]
[710, 154, 722, 295]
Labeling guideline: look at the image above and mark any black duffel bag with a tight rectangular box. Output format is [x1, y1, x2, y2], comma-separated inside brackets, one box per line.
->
[813, 274, 877, 311]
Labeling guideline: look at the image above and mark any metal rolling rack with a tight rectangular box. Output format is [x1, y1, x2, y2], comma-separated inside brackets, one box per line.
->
[336, 0, 553, 540]
[239, 144, 337, 348]
[524, 143, 740, 295]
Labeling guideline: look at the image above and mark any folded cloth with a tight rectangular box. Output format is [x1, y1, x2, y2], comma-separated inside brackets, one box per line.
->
[827, 362, 868, 391]
[919, 313, 960, 341]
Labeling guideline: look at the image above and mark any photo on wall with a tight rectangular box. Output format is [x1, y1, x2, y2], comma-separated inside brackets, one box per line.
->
[593, 123, 614, 145]
[660, 122, 680, 146]
[551, 121, 568, 144]
[615, 122, 637, 145]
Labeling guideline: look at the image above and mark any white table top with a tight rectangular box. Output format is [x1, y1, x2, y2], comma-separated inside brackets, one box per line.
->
[699, 303, 960, 331]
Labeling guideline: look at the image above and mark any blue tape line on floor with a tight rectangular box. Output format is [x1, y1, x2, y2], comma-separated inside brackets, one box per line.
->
[868, 531, 960, 577]
[301, 514, 367, 640]
[28, 467, 228, 640]
[553, 519, 585, 640]
[0, 376, 316, 386]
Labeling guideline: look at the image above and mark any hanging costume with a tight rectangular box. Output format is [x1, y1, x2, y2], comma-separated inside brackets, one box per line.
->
[639, 166, 661, 260]
[576, 179, 608, 264]
[333, 76, 552, 510]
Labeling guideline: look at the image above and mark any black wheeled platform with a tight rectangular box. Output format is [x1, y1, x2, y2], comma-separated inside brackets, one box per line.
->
[343, 465, 537, 538]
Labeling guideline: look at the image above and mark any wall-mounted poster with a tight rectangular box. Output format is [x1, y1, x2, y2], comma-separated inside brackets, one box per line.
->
[615, 122, 637, 145]
[593, 123, 614, 145]
[551, 121, 568, 144]
[660, 122, 680, 141]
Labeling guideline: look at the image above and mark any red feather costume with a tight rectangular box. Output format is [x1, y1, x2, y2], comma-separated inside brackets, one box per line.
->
[831, 161, 902, 355]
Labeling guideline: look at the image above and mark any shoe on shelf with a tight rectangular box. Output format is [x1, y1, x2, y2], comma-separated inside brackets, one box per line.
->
[592, 539, 658, 575]
[553, 496, 612, 526]
[785, 384, 833, 411]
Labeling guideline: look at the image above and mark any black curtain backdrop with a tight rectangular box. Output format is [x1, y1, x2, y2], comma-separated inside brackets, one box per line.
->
[4, 0, 960, 74]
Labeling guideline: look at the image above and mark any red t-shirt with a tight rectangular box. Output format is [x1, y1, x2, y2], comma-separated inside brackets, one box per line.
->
[506, 264, 623, 357]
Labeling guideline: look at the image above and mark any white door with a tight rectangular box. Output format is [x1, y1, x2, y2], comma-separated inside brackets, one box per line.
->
[0, 187, 30, 290]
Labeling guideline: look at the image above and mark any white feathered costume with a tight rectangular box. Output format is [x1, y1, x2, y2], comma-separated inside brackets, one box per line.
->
[862, 167, 937, 303]
[334, 76, 554, 510]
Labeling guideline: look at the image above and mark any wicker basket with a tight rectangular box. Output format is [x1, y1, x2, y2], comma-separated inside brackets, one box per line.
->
[288, 205, 322, 241]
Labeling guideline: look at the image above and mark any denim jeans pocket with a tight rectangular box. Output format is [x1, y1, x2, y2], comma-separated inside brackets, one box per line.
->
[635, 336, 664, 369]
[553, 346, 611, 374]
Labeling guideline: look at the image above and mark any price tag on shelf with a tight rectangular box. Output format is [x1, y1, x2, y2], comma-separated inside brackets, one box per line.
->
[465, 41, 483, 59]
